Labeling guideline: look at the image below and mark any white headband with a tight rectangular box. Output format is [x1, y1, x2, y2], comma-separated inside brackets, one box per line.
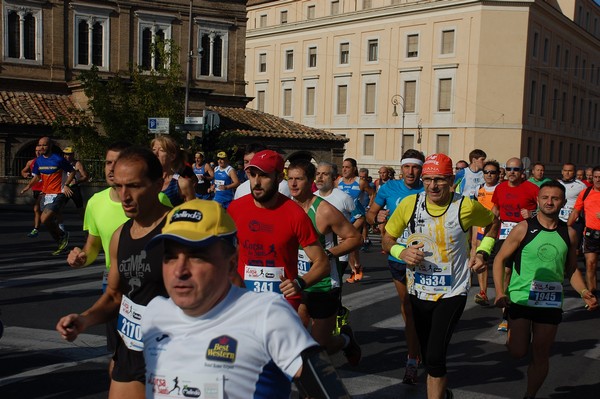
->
[401, 158, 424, 166]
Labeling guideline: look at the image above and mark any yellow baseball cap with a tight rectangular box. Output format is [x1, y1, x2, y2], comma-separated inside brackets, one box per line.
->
[63, 146, 74, 154]
[147, 199, 237, 249]
[216, 151, 228, 159]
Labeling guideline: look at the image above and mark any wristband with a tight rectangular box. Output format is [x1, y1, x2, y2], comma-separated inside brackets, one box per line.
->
[390, 244, 406, 260]
[324, 249, 334, 259]
[580, 288, 590, 298]
[476, 250, 489, 261]
[294, 277, 307, 291]
[476, 236, 495, 255]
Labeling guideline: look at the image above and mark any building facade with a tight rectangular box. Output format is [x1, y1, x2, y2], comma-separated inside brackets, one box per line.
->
[245, 0, 600, 174]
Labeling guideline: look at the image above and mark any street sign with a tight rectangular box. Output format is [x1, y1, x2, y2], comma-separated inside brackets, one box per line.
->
[148, 117, 170, 134]
[175, 124, 203, 132]
[185, 116, 204, 125]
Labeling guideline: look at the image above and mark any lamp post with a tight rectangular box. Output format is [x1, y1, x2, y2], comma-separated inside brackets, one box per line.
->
[391, 94, 405, 154]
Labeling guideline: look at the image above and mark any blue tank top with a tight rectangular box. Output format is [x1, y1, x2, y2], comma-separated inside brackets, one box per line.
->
[162, 176, 183, 206]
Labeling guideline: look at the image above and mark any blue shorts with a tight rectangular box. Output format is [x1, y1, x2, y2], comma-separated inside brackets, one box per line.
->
[388, 259, 408, 283]
[41, 193, 68, 213]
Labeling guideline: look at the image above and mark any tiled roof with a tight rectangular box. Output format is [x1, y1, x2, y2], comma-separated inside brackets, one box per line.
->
[0, 90, 83, 126]
[207, 106, 348, 143]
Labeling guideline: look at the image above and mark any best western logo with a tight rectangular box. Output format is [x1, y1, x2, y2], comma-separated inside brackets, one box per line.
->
[206, 335, 237, 363]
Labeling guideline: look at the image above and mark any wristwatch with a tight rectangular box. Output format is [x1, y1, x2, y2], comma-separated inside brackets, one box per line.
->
[476, 250, 490, 261]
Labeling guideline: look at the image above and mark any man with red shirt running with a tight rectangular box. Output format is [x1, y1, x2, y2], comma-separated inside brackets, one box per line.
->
[491, 157, 539, 331]
[228, 150, 330, 311]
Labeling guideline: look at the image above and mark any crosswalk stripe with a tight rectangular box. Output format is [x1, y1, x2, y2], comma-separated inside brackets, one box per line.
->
[0, 264, 104, 288]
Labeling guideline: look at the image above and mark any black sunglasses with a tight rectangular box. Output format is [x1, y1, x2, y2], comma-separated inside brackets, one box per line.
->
[483, 170, 499, 175]
[506, 167, 522, 172]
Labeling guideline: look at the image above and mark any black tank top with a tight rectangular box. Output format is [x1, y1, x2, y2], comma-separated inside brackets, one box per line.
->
[116, 217, 168, 305]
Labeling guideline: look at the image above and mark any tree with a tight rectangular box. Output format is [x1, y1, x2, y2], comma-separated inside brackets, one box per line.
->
[55, 39, 186, 157]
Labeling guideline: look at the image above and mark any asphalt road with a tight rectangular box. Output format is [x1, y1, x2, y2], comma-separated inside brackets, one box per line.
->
[1, 205, 599, 398]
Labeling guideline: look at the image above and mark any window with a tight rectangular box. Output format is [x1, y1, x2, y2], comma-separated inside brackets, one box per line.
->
[402, 134, 414, 151]
[308, 47, 317, 68]
[543, 38, 549, 63]
[339, 43, 349, 64]
[572, 95, 577, 124]
[558, 141, 563, 163]
[564, 49, 569, 71]
[555, 45, 560, 68]
[532, 32, 539, 57]
[280, 10, 288, 24]
[363, 134, 374, 156]
[540, 84, 547, 117]
[582, 59, 586, 80]
[367, 39, 378, 62]
[307, 5, 315, 20]
[529, 80, 537, 115]
[407, 34, 419, 58]
[256, 90, 265, 112]
[441, 29, 455, 55]
[549, 140, 555, 162]
[258, 53, 267, 73]
[363, 0, 372, 9]
[438, 78, 452, 112]
[75, 14, 109, 69]
[437, 135, 450, 154]
[285, 49, 294, 70]
[552, 88, 558, 120]
[337, 85, 348, 115]
[404, 80, 416, 113]
[306, 87, 315, 116]
[575, 55, 579, 76]
[331, 1, 340, 15]
[4, 5, 42, 62]
[259, 14, 267, 28]
[561, 91, 567, 122]
[283, 88, 293, 116]
[365, 83, 376, 114]
[538, 139, 543, 160]
[198, 25, 228, 79]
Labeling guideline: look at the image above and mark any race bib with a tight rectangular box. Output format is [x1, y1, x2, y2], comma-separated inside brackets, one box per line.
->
[214, 179, 225, 190]
[147, 372, 224, 399]
[499, 221, 517, 240]
[117, 295, 146, 351]
[43, 194, 57, 206]
[297, 249, 311, 277]
[413, 268, 452, 295]
[527, 280, 563, 308]
[559, 206, 572, 221]
[244, 265, 284, 294]
[101, 269, 109, 293]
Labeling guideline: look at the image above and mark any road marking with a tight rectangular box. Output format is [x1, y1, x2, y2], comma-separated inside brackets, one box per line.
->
[0, 264, 104, 288]
[42, 281, 102, 293]
[342, 282, 397, 310]
[0, 326, 109, 387]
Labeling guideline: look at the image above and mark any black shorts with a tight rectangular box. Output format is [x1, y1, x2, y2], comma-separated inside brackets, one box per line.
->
[111, 339, 145, 383]
[68, 185, 84, 208]
[583, 228, 600, 254]
[33, 190, 42, 200]
[508, 303, 562, 325]
[388, 260, 407, 283]
[106, 318, 119, 353]
[302, 288, 341, 319]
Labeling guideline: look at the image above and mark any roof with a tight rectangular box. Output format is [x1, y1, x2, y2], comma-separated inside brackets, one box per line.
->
[0, 90, 83, 126]
[207, 106, 348, 143]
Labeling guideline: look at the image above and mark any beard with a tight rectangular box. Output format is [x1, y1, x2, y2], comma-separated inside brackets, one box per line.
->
[252, 180, 279, 204]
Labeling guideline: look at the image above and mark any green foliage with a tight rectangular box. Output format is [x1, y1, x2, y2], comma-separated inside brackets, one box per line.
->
[53, 110, 105, 160]
[58, 39, 186, 154]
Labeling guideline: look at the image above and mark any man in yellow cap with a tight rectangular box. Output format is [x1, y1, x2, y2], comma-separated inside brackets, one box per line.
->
[141, 199, 350, 398]
[382, 153, 499, 399]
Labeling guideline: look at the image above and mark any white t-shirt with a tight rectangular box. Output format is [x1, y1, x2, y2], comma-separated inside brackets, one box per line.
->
[234, 179, 291, 200]
[315, 188, 356, 262]
[558, 179, 588, 221]
[142, 286, 316, 399]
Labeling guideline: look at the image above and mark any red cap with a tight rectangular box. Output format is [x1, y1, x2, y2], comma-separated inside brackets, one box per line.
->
[245, 150, 284, 174]
[422, 153, 453, 176]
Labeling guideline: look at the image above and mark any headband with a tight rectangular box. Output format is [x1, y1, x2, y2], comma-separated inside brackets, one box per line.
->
[401, 158, 424, 166]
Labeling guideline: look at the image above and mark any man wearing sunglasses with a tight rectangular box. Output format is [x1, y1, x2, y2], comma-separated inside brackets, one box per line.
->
[491, 157, 539, 332]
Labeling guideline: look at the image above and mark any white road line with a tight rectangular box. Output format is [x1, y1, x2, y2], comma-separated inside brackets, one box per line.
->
[342, 282, 397, 310]
[0, 264, 104, 288]
[0, 326, 109, 387]
[42, 280, 103, 293]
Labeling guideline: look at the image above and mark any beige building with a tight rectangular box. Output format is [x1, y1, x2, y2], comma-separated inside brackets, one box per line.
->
[245, 0, 600, 174]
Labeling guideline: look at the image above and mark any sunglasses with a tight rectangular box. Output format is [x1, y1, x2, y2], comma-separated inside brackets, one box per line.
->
[483, 170, 499, 175]
[506, 167, 522, 172]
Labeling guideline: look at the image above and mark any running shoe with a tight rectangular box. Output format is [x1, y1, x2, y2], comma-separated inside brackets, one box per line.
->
[340, 325, 361, 366]
[360, 239, 372, 252]
[335, 306, 350, 335]
[402, 362, 419, 385]
[474, 291, 490, 306]
[497, 319, 508, 332]
[27, 228, 39, 238]
[346, 272, 357, 284]
[52, 231, 69, 255]
[354, 267, 364, 281]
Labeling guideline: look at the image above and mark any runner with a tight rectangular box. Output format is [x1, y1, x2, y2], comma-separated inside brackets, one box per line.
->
[383, 153, 499, 399]
[527, 162, 551, 187]
[557, 163, 587, 252]
[141, 199, 350, 399]
[493, 181, 598, 399]
[234, 143, 290, 199]
[491, 157, 539, 331]
[151, 135, 195, 207]
[192, 151, 214, 199]
[62, 146, 90, 215]
[288, 159, 363, 366]
[366, 149, 425, 385]
[473, 160, 502, 306]
[20, 137, 75, 255]
[212, 150, 240, 209]
[56, 146, 171, 399]
[20, 145, 44, 238]
[228, 150, 330, 311]
[453, 149, 486, 198]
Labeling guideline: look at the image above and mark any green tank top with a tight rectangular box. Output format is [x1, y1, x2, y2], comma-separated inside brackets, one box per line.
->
[508, 217, 570, 308]
[298, 196, 340, 292]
